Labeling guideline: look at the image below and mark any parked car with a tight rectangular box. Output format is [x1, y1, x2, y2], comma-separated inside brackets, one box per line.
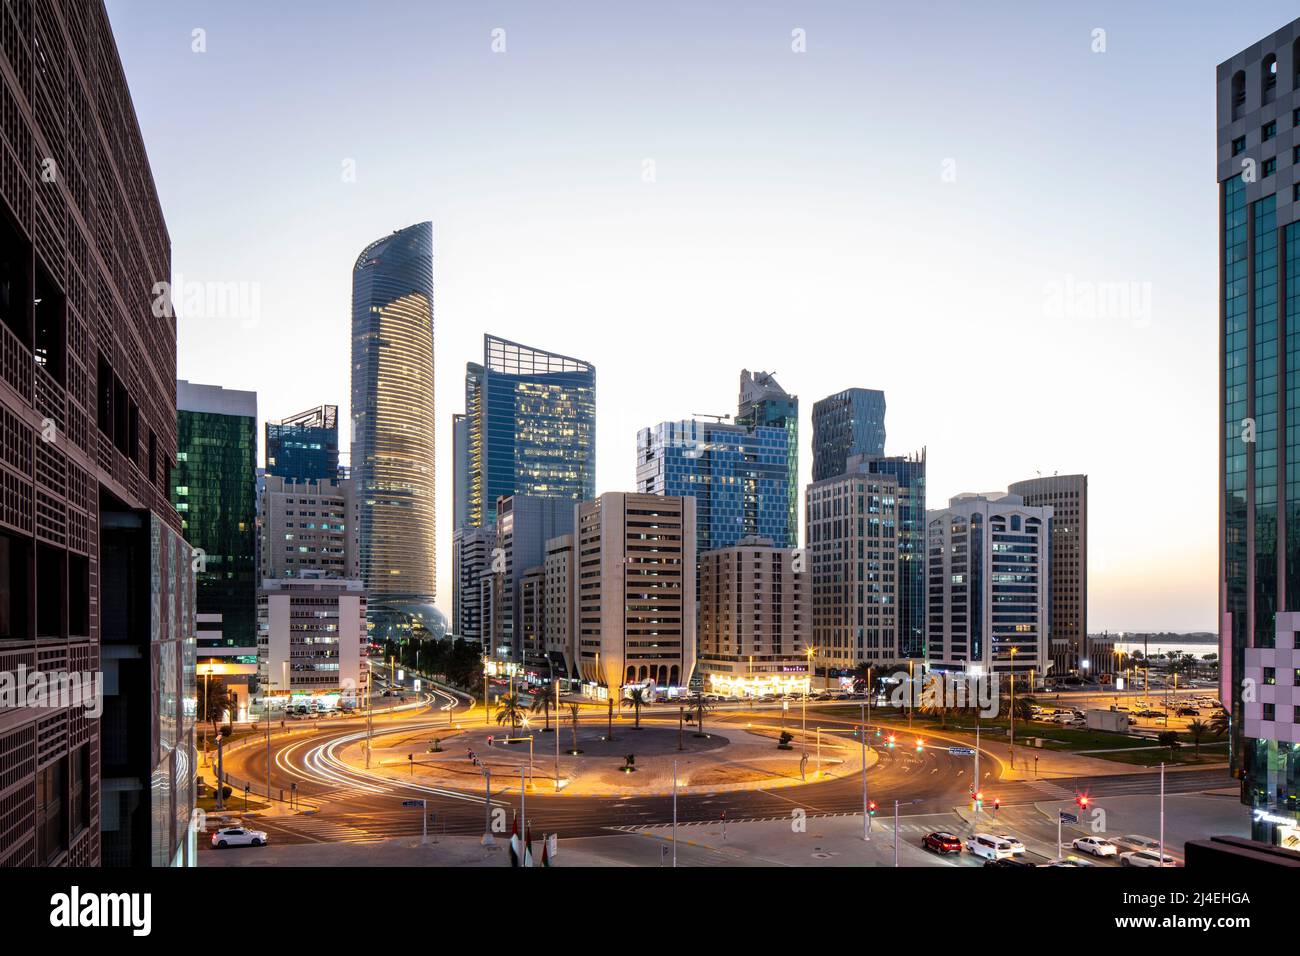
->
[922, 831, 963, 855]
[211, 826, 268, 849]
[1042, 856, 1096, 867]
[1115, 834, 1162, 853]
[966, 833, 1017, 861]
[1072, 836, 1118, 857]
[984, 857, 1036, 868]
[1175, 706, 1200, 717]
[993, 835, 1026, 855]
[1120, 849, 1177, 868]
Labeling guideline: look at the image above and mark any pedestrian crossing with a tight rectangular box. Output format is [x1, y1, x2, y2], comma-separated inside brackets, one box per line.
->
[1022, 779, 1079, 801]
[607, 813, 936, 834]
[262, 816, 385, 844]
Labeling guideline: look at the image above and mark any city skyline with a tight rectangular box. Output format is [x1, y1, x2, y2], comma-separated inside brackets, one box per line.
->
[102, 0, 1300, 633]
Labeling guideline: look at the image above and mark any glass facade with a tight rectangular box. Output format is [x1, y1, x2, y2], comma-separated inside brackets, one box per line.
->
[811, 388, 886, 482]
[462, 335, 595, 530]
[350, 222, 437, 607]
[637, 419, 790, 555]
[856, 453, 927, 658]
[265, 404, 339, 480]
[737, 370, 799, 548]
[173, 403, 257, 649]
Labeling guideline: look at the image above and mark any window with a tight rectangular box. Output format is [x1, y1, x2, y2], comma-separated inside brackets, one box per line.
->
[1262, 703, 1276, 721]
[1232, 70, 1247, 120]
[1293, 184, 1300, 201]
[1263, 120, 1277, 141]
[1264, 666, 1276, 685]
[1263, 53, 1278, 104]
[1233, 136, 1246, 155]
[1265, 157, 1277, 177]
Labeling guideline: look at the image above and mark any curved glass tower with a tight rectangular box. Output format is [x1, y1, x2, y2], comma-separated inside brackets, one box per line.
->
[351, 222, 439, 628]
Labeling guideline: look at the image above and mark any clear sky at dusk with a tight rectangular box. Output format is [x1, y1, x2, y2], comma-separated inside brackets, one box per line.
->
[104, 0, 1294, 632]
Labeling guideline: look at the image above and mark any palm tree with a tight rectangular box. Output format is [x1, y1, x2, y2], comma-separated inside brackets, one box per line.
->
[566, 701, 583, 754]
[921, 677, 956, 728]
[1209, 708, 1230, 739]
[1186, 719, 1209, 756]
[1157, 730, 1181, 760]
[495, 694, 523, 734]
[1013, 695, 1037, 723]
[625, 686, 649, 730]
[529, 688, 553, 732]
[199, 678, 235, 740]
[690, 690, 715, 738]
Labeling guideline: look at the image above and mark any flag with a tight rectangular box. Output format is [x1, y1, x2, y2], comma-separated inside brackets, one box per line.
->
[523, 823, 534, 867]
[508, 813, 520, 867]
[541, 834, 551, 868]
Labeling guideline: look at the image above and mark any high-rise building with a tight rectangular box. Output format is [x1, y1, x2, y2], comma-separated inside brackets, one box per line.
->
[698, 536, 811, 696]
[258, 475, 358, 580]
[350, 222, 440, 637]
[0, 2, 195, 867]
[491, 494, 574, 667]
[452, 525, 491, 644]
[855, 452, 927, 659]
[807, 468, 900, 671]
[175, 381, 258, 650]
[637, 418, 790, 556]
[452, 411, 470, 531]
[1218, 22, 1300, 848]
[575, 493, 696, 690]
[737, 370, 799, 548]
[544, 534, 576, 677]
[811, 388, 886, 482]
[461, 334, 596, 530]
[926, 493, 1051, 680]
[257, 575, 367, 703]
[265, 404, 339, 481]
[1008, 474, 1087, 675]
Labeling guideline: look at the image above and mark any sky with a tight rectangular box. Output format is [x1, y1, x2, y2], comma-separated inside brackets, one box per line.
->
[102, 0, 1297, 633]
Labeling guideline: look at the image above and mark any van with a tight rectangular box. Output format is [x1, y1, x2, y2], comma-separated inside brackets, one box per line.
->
[966, 833, 1016, 861]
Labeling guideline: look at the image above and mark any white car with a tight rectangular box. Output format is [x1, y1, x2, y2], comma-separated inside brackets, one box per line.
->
[1072, 836, 1118, 857]
[1043, 856, 1096, 867]
[211, 826, 269, 849]
[966, 833, 1017, 861]
[1120, 849, 1176, 868]
[994, 834, 1027, 855]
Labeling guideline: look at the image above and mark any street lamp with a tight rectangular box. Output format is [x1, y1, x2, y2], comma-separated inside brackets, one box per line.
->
[802, 646, 815, 779]
[1009, 647, 1019, 770]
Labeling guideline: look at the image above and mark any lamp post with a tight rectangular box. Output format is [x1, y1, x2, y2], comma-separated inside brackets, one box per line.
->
[861, 695, 870, 841]
[907, 659, 915, 730]
[1009, 647, 1019, 770]
[802, 646, 814, 779]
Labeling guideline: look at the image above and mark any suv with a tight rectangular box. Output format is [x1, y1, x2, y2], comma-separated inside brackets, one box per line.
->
[922, 831, 963, 855]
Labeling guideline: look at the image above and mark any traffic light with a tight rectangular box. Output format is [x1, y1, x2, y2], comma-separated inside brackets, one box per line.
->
[993, 797, 1001, 813]
[1076, 794, 1089, 811]
[915, 738, 925, 752]
[887, 734, 896, 749]
[867, 800, 877, 816]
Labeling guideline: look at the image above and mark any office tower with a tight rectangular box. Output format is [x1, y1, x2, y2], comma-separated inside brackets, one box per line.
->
[258, 575, 367, 703]
[258, 474, 358, 580]
[926, 493, 1051, 680]
[519, 566, 546, 668]
[0, 2, 195, 867]
[491, 494, 574, 667]
[175, 381, 258, 650]
[698, 536, 811, 696]
[544, 534, 576, 677]
[265, 404, 339, 481]
[737, 370, 799, 548]
[453, 526, 491, 643]
[1218, 22, 1300, 847]
[854, 452, 928, 659]
[452, 412, 470, 530]
[1008, 474, 1087, 675]
[807, 469, 900, 671]
[575, 493, 696, 690]
[637, 418, 790, 556]
[350, 222, 440, 637]
[460, 334, 596, 531]
[811, 388, 886, 481]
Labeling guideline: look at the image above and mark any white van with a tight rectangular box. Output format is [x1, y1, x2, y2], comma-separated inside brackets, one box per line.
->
[966, 833, 1016, 861]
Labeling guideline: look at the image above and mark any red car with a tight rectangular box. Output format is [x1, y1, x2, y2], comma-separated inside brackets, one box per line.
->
[922, 831, 963, 854]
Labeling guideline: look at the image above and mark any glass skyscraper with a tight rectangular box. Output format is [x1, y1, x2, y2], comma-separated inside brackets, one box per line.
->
[637, 418, 790, 555]
[265, 404, 339, 480]
[350, 222, 440, 635]
[460, 334, 596, 530]
[737, 370, 799, 548]
[173, 381, 258, 650]
[812, 387, 886, 482]
[1218, 21, 1300, 850]
[856, 451, 927, 659]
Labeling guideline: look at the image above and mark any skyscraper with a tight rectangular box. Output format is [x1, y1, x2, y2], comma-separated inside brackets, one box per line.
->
[490, 494, 574, 666]
[811, 388, 886, 482]
[1218, 21, 1300, 848]
[0, 1, 195, 868]
[1008, 474, 1087, 675]
[637, 418, 790, 556]
[926, 493, 1051, 681]
[737, 370, 799, 548]
[350, 222, 440, 636]
[265, 404, 339, 481]
[174, 380, 258, 651]
[856, 451, 928, 659]
[460, 334, 595, 530]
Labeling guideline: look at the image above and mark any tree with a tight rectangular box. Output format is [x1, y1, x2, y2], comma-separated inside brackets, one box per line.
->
[1186, 719, 1209, 756]
[566, 701, 582, 754]
[198, 677, 235, 739]
[1013, 695, 1037, 723]
[1209, 709, 1230, 739]
[529, 687, 553, 732]
[1157, 730, 1181, 760]
[690, 690, 715, 738]
[921, 677, 958, 728]
[495, 694, 523, 734]
[625, 686, 649, 730]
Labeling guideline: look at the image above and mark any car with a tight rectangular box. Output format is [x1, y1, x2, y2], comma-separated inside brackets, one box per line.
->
[1175, 706, 1200, 717]
[966, 833, 1017, 861]
[1115, 834, 1162, 853]
[1042, 856, 1096, 867]
[211, 826, 269, 849]
[1120, 849, 1177, 868]
[993, 835, 1026, 855]
[922, 831, 963, 854]
[1072, 836, 1119, 857]
[1135, 709, 1163, 718]
[984, 857, 1036, 868]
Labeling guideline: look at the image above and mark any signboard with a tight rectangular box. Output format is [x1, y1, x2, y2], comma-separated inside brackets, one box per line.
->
[1059, 811, 1078, 824]
[402, 800, 424, 808]
[948, 747, 974, 756]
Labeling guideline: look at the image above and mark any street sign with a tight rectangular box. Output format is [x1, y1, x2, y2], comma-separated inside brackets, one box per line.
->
[948, 746, 974, 756]
[1059, 811, 1078, 824]
[402, 800, 423, 807]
